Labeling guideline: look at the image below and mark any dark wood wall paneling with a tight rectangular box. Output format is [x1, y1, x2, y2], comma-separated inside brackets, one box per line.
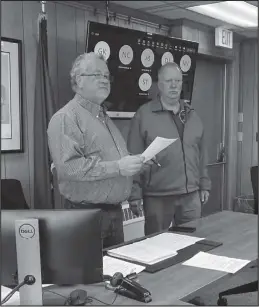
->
[2, 1, 257, 207]
[1, 1, 39, 206]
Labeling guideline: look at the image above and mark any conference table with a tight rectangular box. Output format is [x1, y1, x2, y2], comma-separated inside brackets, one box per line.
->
[43, 211, 257, 305]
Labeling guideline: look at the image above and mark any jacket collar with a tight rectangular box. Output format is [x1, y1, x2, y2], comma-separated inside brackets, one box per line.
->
[150, 95, 193, 113]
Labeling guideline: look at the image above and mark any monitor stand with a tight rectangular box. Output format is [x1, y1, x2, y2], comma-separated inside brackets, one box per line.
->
[15, 219, 43, 305]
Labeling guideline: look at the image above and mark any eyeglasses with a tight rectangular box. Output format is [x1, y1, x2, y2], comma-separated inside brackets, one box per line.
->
[80, 73, 113, 82]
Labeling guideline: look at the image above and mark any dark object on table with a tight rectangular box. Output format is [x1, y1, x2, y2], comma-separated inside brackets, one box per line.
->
[169, 226, 196, 233]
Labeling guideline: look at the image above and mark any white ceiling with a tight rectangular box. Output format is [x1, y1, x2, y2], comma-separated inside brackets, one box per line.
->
[110, 1, 258, 38]
[68, 0, 257, 38]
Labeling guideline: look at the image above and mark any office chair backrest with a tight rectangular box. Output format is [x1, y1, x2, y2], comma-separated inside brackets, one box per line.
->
[250, 166, 258, 214]
[1, 179, 29, 210]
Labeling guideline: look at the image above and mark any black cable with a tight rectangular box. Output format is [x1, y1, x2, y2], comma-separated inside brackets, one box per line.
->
[1, 283, 24, 305]
[2, 280, 118, 306]
[105, 0, 109, 25]
[88, 292, 118, 305]
[42, 288, 119, 306]
[1, 275, 36, 305]
[43, 288, 68, 303]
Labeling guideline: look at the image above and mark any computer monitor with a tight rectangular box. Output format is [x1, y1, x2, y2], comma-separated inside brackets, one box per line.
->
[1, 209, 103, 286]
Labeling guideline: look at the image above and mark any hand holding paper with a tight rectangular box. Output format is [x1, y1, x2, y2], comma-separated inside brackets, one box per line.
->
[141, 137, 178, 162]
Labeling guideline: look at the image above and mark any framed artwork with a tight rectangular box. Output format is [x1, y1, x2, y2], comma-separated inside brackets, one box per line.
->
[1, 37, 23, 152]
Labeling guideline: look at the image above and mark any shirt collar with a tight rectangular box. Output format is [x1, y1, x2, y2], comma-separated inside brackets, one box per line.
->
[150, 95, 191, 114]
[75, 93, 107, 117]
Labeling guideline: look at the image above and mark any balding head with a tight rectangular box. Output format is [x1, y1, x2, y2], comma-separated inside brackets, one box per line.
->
[157, 62, 183, 104]
[158, 62, 182, 81]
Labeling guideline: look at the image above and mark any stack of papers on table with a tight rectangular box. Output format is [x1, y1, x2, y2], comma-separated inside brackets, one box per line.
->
[108, 241, 177, 265]
[182, 251, 251, 273]
[107, 232, 204, 265]
[103, 256, 145, 277]
[144, 233, 204, 251]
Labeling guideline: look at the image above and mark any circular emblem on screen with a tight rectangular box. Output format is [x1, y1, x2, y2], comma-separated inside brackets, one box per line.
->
[94, 41, 110, 60]
[138, 73, 152, 92]
[19, 224, 35, 239]
[180, 55, 191, 72]
[119, 45, 133, 65]
[161, 52, 174, 66]
[141, 48, 154, 68]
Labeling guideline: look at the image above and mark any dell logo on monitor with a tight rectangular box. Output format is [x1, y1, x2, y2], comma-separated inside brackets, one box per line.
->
[19, 224, 35, 239]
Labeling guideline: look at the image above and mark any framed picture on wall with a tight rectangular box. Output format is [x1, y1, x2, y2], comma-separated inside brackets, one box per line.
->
[1, 37, 23, 152]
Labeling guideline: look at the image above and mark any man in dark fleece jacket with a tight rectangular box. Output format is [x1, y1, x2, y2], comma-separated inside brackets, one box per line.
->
[127, 62, 211, 235]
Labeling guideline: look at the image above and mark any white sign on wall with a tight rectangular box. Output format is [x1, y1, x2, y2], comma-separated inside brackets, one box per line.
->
[215, 27, 233, 49]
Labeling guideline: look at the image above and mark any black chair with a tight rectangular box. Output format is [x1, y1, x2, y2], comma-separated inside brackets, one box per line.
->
[216, 166, 258, 305]
[217, 281, 258, 305]
[1, 179, 29, 209]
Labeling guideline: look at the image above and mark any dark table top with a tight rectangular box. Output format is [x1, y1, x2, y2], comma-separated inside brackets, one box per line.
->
[43, 211, 257, 305]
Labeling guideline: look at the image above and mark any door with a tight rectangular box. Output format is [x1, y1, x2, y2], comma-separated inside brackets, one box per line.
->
[191, 58, 226, 216]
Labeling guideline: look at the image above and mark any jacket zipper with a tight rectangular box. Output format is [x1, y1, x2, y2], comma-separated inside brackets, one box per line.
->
[170, 111, 189, 193]
[180, 125, 188, 193]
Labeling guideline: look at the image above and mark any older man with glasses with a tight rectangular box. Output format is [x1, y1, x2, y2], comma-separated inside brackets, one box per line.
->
[47, 52, 145, 248]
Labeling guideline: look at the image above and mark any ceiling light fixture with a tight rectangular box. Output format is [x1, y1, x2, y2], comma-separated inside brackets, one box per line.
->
[187, 1, 258, 28]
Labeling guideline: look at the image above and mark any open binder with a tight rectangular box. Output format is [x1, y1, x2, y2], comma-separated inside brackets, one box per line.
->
[104, 231, 222, 273]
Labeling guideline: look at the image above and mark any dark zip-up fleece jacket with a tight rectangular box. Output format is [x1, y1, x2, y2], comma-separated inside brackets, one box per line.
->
[127, 98, 211, 201]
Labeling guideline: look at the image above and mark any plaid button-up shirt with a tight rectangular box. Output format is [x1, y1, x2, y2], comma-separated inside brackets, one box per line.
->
[47, 94, 132, 204]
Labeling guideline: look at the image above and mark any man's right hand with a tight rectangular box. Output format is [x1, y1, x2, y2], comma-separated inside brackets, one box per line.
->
[118, 155, 145, 176]
[129, 199, 142, 217]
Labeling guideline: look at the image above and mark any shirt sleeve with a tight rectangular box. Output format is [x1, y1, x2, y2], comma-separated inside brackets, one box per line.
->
[47, 113, 120, 182]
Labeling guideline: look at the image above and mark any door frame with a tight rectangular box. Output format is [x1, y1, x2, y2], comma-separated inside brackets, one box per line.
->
[195, 53, 238, 211]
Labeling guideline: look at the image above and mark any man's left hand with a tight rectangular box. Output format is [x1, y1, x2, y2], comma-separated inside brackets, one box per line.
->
[141, 160, 154, 172]
[200, 190, 210, 204]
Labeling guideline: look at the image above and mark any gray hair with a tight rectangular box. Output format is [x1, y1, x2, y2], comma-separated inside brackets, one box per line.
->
[70, 52, 106, 92]
[158, 62, 182, 80]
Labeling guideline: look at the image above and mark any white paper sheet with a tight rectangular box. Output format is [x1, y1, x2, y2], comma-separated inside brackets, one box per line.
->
[103, 255, 145, 277]
[108, 238, 178, 265]
[141, 137, 178, 162]
[144, 232, 204, 252]
[182, 251, 251, 274]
